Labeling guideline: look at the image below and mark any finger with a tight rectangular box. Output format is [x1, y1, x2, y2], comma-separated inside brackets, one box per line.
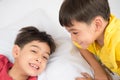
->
[81, 73, 93, 80]
[81, 73, 91, 78]
[75, 77, 86, 80]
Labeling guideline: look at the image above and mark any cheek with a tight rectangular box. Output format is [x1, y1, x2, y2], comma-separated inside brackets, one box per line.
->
[86, 34, 95, 43]
[42, 61, 47, 67]
[39, 62, 47, 72]
[18, 53, 33, 64]
[43, 64, 47, 69]
[71, 34, 79, 41]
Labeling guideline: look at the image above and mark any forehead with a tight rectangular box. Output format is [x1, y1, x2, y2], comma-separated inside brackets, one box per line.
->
[65, 21, 90, 31]
[25, 41, 47, 46]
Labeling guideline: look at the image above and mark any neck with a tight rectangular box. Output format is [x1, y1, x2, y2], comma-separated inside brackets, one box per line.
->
[96, 34, 104, 47]
[8, 64, 29, 80]
[96, 20, 108, 47]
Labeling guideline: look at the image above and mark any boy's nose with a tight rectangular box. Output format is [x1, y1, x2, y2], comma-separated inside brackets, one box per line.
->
[36, 57, 42, 63]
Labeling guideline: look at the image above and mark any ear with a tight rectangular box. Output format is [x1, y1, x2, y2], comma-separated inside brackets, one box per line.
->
[12, 45, 20, 58]
[93, 16, 103, 32]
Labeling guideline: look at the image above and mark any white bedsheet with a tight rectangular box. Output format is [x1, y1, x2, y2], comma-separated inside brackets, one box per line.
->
[0, 0, 120, 80]
[38, 38, 94, 80]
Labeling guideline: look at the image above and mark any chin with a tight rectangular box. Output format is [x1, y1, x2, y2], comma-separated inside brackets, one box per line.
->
[82, 47, 88, 49]
[27, 72, 40, 76]
[81, 44, 89, 49]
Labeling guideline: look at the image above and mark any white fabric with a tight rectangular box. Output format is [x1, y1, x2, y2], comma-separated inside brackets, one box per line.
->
[0, 0, 120, 80]
[38, 38, 94, 80]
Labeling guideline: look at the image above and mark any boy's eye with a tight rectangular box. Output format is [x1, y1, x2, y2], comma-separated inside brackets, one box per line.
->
[31, 50, 37, 53]
[72, 32, 78, 35]
[42, 56, 49, 61]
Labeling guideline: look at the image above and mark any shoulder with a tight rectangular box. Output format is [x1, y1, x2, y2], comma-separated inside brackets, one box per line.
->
[0, 54, 9, 62]
[105, 15, 120, 45]
[115, 42, 120, 60]
[0, 54, 10, 70]
[0, 54, 8, 59]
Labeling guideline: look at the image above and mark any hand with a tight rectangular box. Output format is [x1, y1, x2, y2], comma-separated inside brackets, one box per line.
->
[75, 72, 93, 80]
[78, 49, 112, 80]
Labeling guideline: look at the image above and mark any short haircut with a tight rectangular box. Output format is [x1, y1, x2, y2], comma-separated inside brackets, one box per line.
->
[59, 0, 110, 27]
[14, 26, 56, 54]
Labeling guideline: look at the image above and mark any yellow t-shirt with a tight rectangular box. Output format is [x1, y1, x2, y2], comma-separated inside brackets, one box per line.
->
[74, 15, 120, 75]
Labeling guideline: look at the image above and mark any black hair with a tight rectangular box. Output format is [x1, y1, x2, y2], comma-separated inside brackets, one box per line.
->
[59, 0, 110, 27]
[14, 26, 56, 54]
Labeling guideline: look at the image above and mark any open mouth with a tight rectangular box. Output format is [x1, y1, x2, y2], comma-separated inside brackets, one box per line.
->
[29, 63, 40, 71]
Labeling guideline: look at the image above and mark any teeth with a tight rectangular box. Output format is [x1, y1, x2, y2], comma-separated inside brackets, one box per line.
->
[30, 63, 39, 69]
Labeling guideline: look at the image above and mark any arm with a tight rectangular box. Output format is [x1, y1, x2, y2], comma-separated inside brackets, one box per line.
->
[0, 54, 8, 71]
[79, 48, 111, 80]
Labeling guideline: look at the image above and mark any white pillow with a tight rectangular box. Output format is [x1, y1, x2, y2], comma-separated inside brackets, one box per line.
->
[38, 38, 94, 80]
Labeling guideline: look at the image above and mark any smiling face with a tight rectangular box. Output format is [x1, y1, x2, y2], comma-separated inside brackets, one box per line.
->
[12, 41, 50, 76]
[66, 21, 97, 49]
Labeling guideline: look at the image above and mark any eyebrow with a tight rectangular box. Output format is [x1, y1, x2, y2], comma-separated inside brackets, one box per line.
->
[66, 27, 77, 31]
[31, 45, 50, 55]
[69, 28, 76, 31]
[67, 28, 77, 33]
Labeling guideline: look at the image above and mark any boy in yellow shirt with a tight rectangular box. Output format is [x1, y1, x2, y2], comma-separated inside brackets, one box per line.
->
[59, 0, 120, 80]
